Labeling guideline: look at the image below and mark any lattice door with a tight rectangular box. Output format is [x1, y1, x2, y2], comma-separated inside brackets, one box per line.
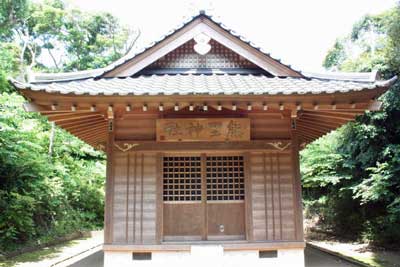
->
[162, 154, 246, 240]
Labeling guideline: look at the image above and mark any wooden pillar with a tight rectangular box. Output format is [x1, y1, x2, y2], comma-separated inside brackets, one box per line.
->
[155, 152, 163, 244]
[104, 119, 115, 244]
[244, 152, 254, 241]
[291, 124, 304, 241]
[201, 153, 208, 240]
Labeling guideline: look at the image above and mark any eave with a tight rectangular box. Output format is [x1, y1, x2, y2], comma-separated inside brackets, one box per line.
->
[12, 78, 395, 150]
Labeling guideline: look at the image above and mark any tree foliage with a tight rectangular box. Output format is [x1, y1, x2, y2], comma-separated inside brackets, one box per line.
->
[0, 0, 137, 253]
[0, 0, 28, 40]
[303, 6, 400, 247]
[0, 0, 139, 79]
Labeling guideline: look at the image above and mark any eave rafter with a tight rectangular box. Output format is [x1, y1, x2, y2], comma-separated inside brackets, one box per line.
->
[21, 92, 386, 150]
[23, 102, 108, 149]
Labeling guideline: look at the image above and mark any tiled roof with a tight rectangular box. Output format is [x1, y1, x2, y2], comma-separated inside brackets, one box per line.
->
[11, 74, 396, 96]
[31, 68, 106, 83]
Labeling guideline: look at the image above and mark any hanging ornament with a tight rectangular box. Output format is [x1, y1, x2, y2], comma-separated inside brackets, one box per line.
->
[194, 33, 211, 55]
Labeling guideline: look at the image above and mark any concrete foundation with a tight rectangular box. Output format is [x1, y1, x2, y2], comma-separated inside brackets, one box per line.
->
[104, 246, 304, 267]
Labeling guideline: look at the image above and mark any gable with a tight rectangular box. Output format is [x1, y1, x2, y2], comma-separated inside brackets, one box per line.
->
[138, 39, 269, 74]
[100, 12, 303, 78]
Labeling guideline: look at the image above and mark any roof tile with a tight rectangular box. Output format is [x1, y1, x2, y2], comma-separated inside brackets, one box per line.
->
[11, 74, 396, 96]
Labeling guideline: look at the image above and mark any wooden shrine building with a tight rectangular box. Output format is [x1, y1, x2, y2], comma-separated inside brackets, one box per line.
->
[11, 11, 396, 267]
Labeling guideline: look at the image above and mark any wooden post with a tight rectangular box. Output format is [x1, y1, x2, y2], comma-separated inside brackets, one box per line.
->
[104, 118, 115, 244]
[201, 153, 208, 240]
[244, 152, 253, 241]
[156, 153, 163, 244]
[291, 127, 304, 241]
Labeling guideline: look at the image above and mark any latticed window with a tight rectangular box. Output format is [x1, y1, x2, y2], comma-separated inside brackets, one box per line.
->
[163, 155, 245, 202]
[163, 156, 202, 201]
[206, 156, 245, 201]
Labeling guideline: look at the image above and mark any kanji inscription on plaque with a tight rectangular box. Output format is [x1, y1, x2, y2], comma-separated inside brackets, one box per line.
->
[156, 118, 250, 142]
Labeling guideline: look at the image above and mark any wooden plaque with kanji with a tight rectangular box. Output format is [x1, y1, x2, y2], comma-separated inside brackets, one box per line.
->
[156, 118, 250, 142]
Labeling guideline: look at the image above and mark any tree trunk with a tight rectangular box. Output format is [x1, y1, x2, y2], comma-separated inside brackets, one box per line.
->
[48, 122, 55, 157]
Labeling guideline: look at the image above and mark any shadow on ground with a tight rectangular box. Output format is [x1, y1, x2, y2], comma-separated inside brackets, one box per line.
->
[68, 251, 103, 267]
[305, 246, 361, 267]
[0, 240, 81, 267]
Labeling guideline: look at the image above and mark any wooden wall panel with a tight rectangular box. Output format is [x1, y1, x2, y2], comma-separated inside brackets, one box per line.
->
[249, 152, 296, 241]
[115, 116, 157, 140]
[248, 114, 291, 140]
[114, 114, 291, 141]
[112, 151, 157, 244]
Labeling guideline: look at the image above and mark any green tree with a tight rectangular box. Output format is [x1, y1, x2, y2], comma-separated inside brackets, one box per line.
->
[0, 0, 139, 81]
[0, 0, 28, 40]
[303, 6, 400, 247]
[62, 11, 139, 70]
[0, 0, 138, 253]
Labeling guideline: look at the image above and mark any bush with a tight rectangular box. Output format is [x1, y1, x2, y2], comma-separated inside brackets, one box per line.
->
[0, 93, 105, 253]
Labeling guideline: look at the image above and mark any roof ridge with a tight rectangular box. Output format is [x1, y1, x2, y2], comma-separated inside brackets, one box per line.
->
[303, 70, 380, 82]
[18, 10, 386, 85]
[96, 10, 305, 79]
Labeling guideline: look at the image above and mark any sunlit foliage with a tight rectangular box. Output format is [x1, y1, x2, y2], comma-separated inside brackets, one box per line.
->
[0, 0, 137, 253]
[302, 6, 400, 247]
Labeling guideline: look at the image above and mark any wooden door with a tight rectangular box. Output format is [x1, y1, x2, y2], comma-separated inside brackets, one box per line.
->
[162, 154, 245, 241]
[205, 155, 245, 240]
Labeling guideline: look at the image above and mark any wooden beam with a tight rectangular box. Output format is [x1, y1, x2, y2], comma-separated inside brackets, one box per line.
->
[62, 120, 108, 132]
[297, 126, 325, 137]
[297, 130, 320, 140]
[299, 135, 313, 144]
[71, 130, 107, 142]
[45, 111, 100, 120]
[303, 109, 364, 116]
[82, 136, 104, 144]
[82, 138, 107, 151]
[112, 140, 293, 152]
[40, 110, 92, 115]
[297, 115, 348, 127]
[296, 124, 330, 135]
[76, 129, 107, 140]
[297, 118, 342, 130]
[49, 114, 103, 123]
[68, 124, 107, 136]
[82, 135, 107, 145]
[301, 112, 355, 121]
[56, 117, 106, 128]
[297, 122, 334, 134]
[302, 111, 358, 120]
